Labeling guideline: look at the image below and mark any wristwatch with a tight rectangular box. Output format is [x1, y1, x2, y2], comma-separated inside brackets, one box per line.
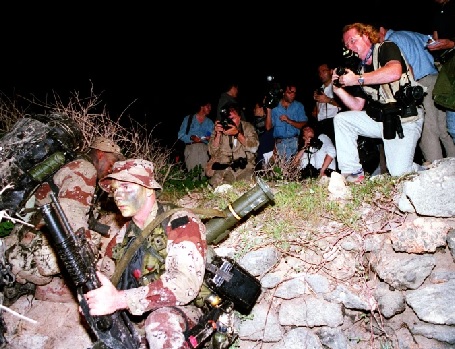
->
[358, 73, 365, 86]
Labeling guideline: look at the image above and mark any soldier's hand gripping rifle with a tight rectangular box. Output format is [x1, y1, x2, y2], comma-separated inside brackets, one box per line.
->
[40, 192, 141, 349]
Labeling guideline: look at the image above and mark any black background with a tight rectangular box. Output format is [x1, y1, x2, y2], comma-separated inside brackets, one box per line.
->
[1, 2, 430, 147]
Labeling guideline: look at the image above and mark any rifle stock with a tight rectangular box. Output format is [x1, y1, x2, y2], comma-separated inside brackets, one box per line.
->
[40, 192, 141, 349]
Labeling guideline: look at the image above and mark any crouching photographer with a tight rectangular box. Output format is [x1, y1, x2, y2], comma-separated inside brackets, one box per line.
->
[332, 23, 424, 182]
[293, 125, 337, 179]
[206, 103, 259, 187]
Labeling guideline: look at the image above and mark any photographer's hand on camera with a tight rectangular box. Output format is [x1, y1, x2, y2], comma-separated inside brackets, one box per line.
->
[212, 121, 245, 148]
[333, 68, 359, 87]
[332, 71, 367, 112]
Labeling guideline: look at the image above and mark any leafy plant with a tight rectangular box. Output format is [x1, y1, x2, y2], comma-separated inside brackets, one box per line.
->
[0, 220, 13, 237]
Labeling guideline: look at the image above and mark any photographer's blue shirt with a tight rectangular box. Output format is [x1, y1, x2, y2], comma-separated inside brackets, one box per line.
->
[177, 114, 214, 144]
[271, 101, 307, 139]
[385, 29, 438, 80]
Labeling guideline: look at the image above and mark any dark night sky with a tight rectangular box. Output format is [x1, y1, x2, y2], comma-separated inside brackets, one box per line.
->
[1, 2, 430, 147]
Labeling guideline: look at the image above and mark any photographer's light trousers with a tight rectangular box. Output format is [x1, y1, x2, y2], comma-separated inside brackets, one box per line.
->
[418, 74, 455, 162]
[334, 109, 423, 177]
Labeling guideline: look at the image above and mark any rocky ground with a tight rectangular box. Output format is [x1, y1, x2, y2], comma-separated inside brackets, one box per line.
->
[2, 160, 455, 349]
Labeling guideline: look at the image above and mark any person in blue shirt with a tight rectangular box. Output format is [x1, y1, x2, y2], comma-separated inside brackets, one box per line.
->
[265, 82, 308, 160]
[378, 24, 455, 163]
[177, 98, 214, 171]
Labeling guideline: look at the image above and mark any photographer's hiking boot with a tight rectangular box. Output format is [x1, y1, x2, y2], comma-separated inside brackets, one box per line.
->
[344, 169, 365, 183]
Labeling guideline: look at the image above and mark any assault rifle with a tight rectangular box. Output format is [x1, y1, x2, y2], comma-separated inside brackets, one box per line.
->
[40, 192, 141, 349]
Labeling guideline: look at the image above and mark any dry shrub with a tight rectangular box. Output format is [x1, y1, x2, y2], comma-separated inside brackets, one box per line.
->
[0, 83, 174, 184]
[0, 92, 25, 134]
[256, 152, 301, 182]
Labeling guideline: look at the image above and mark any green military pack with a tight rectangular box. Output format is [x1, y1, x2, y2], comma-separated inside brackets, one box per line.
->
[433, 51, 455, 111]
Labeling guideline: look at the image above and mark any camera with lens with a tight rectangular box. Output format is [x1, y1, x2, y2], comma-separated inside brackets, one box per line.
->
[219, 107, 235, 130]
[305, 137, 323, 153]
[333, 47, 360, 87]
[394, 83, 425, 119]
[211, 157, 247, 172]
[394, 83, 425, 105]
[264, 75, 283, 109]
[231, 157, 247, 172]
[333, 66, 347, 88]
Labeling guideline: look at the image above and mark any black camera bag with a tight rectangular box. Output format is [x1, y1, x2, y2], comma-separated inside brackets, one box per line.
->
[365, 100, 402, 122]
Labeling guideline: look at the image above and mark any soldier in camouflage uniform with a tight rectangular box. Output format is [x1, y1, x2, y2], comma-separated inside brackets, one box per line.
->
[6, 137, 125, 295]
[85, 159, 207, 349]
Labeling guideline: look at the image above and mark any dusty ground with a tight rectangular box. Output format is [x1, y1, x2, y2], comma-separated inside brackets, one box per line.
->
[4, 294, 93, 349]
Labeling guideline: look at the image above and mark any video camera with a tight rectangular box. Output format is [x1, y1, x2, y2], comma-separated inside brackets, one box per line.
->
[264, 75, 283, 109]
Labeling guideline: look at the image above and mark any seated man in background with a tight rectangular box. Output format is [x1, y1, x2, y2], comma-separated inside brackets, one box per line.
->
[206, 103, 259, 187]
[293, 125, 337, 179]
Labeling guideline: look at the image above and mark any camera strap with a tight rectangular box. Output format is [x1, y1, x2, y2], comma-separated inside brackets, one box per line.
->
[185, 114, 194, 135]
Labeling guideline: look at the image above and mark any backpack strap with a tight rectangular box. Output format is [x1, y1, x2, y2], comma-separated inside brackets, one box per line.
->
[186, 114, 194, 135]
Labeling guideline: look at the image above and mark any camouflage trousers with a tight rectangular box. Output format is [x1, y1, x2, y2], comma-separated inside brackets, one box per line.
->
[144, 305, 203, 349]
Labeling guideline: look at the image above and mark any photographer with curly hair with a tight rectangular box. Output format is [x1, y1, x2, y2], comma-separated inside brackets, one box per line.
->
[206, 103, 259, 187]
[333, 23, 424, 183]
[293, 125, 337, 179]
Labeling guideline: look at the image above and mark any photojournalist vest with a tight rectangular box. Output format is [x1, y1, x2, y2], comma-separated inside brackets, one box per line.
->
[361, 42, 426, 123]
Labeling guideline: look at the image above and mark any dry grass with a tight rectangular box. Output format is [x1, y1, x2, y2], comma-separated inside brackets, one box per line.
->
[255, 152, 301, 182]
[0, 92, 25, 134]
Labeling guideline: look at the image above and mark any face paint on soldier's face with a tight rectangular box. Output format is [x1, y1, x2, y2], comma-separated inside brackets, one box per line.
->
[111, 180, 149, 217]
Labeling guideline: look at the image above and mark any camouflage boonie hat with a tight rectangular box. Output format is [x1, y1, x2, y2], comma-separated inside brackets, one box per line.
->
[90, 137, 122, 155]
[99, 159, 162, 192]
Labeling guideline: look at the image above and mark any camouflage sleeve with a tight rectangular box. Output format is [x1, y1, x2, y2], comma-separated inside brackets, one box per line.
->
[124, 210, 207, 315]
[35, 159, 97, 232]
